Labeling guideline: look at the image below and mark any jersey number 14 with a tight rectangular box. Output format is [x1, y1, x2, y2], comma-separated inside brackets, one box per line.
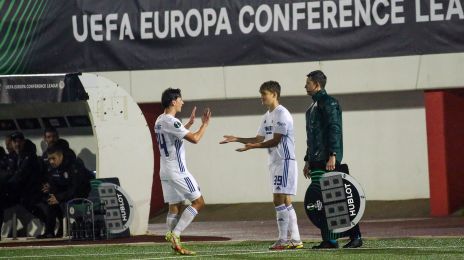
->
[156, 133, 169, 156]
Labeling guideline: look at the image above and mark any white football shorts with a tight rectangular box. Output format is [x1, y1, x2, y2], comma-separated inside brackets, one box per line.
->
[161, 175, 202, 204]
[269, 159, 298, 195]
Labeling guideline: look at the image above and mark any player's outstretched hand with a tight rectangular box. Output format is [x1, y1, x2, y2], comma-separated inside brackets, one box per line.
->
[220, 135, 237, 144]
[235, 143, 254, 152]
[202, 108, 211, 125]
[185, 106, 197, 129]
[188, 106, 196, 123]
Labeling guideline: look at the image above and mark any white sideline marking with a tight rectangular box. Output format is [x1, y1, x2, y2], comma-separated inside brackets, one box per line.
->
[0, 249, 273, 259]
[1, 245, 463, 259]
[129, 250, 286, 260]
[349, 246, 464, 250]
[362, 218, 431, 223]
[0, 251, 172, 259]
[130, 246, 464, 260]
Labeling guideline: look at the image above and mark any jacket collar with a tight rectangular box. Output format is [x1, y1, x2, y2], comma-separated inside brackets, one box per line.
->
[312, 89, 327, 102]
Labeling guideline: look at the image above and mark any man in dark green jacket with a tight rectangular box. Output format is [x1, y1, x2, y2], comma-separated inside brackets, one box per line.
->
[304, 70, 362, 249]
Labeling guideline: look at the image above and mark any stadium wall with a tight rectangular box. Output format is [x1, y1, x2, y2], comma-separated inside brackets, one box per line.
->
[93, 53, 464, 203]
[181, 105, 429, 203]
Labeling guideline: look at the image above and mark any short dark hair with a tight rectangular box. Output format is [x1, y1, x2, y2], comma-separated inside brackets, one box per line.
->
[161, 88, 182, 108]
[44, 127, 59, 136]
[46, 143, 65, 155]
[55, 138, 70, 150]
[259, 81, 281, 98]
[307, 70, 327, 88]
[10, 131, 25, 140]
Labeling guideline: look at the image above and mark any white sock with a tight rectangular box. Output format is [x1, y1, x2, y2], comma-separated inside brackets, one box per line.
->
[173, 206, 198, 237]
[287, 204, 301, 241]
[275, 204, 289, 241]
[166, 213, 178, 231]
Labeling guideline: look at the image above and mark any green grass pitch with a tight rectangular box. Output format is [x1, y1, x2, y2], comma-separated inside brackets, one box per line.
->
[1, 237, 463, 259]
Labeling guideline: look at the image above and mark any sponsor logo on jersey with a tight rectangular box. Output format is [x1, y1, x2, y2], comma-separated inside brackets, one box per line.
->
[174, 121, 181, 128]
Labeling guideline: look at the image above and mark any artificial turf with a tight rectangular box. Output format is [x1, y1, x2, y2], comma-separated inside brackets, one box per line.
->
[0, 237, 463, 259]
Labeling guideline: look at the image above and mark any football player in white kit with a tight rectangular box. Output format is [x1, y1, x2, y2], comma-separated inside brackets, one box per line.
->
[155, 88, 211, 255]
[220, 81, 303, 250]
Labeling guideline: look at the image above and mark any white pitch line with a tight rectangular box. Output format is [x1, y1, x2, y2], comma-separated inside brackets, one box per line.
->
[130, 246, 464, 260]
[0, 249, 274, 259]
[361, 218, 431, 223]
[2, 245, 463, 259]
[129, 250, 287, 260]
[349, 246, 464, 250]
[0, 251, 173, 259]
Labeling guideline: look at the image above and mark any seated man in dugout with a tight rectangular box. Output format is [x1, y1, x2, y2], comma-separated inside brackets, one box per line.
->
[36, 142, 92, 239]
[0, 132, 46, 240]
[41, 127, 60, 165]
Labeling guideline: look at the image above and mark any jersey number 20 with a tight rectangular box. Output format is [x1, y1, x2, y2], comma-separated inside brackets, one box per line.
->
[156, 133, 169, 156]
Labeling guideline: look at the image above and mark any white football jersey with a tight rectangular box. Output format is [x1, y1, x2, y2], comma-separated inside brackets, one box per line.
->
[257, 105, 296, 163]
[154, 114, 190, 180]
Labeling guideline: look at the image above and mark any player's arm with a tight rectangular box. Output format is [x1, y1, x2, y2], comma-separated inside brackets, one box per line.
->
[236, 133, 282, 152]
[220, 135, 264, 144]
[183, 108, 211, 144]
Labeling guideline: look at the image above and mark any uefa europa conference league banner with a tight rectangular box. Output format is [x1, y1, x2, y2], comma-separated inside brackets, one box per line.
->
[0, 0, 463, 74]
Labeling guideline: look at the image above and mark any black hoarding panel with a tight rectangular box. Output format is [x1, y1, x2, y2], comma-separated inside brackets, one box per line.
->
[0, 1, 463, 74]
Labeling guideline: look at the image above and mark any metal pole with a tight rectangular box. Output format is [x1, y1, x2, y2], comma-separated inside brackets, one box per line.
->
[12, 211, 17, 240]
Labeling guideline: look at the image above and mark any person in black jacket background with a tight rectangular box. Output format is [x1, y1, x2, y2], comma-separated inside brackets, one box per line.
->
[41, 127, 60, 166]
[0, 132, 44, 239]
[9, 133, 44, 203]
[37, 141, 91, 238]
